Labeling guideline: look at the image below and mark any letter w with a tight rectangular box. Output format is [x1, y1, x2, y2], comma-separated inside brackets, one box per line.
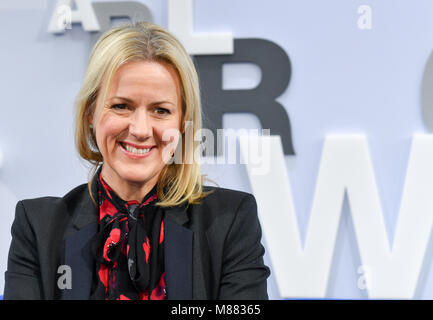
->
[240, 134, 433, 299]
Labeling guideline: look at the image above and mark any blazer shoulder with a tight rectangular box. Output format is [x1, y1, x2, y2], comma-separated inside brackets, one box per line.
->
[202, 185, 255, 202]
[18, 183, 89, 222]
[198, 185, 257, 215]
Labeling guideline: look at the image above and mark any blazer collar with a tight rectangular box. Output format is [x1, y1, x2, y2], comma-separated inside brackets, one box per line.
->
[62, 185, 192, 300]
[72, 191, 98, 230]
[70, 183, 190, 231]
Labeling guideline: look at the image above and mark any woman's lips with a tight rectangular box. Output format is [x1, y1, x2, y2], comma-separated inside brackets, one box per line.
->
[118, 142, 155, 159]
[120, 141, 155, 149]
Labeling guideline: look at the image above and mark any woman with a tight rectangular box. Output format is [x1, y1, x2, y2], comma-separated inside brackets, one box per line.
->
[3, 22, 270, 300]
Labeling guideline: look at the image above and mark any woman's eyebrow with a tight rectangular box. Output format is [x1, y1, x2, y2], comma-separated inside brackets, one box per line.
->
[109, 96, 176, 107]
[151, 100, 176, 107]
[108, 96, 135, 103]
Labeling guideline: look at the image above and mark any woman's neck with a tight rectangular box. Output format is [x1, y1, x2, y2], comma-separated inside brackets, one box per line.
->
[100, 166, 159, 202]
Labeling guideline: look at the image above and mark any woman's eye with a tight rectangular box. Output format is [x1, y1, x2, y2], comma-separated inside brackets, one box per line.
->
[110, 104, 128, 110]
[155, 107, 170, 115]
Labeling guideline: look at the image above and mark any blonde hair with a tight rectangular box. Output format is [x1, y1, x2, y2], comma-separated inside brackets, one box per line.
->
[74, 22, 213, 207]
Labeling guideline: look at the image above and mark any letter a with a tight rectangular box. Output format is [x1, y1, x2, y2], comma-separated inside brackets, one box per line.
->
[357, 5, 372, 30]
[57, 265, 72, 290]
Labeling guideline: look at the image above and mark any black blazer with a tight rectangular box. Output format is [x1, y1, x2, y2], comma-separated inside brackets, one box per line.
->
[3, 183, 270, 300]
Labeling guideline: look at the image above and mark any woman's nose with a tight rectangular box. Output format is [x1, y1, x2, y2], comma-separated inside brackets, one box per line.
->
[129, 109, 152, 140]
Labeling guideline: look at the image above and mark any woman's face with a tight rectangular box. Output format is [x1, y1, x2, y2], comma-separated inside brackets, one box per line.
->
[91, 60, 182, 192]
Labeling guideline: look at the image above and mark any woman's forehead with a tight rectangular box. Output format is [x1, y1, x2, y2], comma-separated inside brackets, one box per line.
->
[104, 60, 181, 103]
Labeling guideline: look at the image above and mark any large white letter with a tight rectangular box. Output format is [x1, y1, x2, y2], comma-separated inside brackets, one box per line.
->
[168, 0, 233, 55]
[240, 134, 433, 299]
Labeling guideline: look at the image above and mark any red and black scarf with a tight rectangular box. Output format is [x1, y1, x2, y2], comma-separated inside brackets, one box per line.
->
[91, 167, 166, 300]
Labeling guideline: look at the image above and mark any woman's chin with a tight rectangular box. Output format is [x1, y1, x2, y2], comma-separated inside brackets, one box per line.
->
[115, 167, 159, 185]
[119, 174, 152, 185]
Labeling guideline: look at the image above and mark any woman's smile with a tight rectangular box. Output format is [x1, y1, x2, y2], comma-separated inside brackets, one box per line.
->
[118, 141, 156, 159]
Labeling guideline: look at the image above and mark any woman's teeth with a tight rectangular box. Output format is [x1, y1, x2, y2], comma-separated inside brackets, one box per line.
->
[121, 143, 152, 155]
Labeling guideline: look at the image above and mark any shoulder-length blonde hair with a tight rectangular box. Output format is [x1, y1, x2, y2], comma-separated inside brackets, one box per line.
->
[75, 22, 212, 207]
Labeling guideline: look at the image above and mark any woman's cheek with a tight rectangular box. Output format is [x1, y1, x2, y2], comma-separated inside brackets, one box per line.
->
[95, 116, 124, 153]
[103, 115, 128, 136]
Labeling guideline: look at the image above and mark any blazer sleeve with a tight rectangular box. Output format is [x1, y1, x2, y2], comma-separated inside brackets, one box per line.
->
[218, 193, 271, 300]
[3, 201, 43, 299]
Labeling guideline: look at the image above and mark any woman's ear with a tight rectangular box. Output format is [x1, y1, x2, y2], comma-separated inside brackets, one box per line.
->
[180, 116, 186, 134]
[87, 112, 94, 131]
[87, 104, 95, 124]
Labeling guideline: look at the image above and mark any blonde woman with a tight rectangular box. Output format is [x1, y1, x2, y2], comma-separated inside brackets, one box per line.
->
[4, 22, 270, 300]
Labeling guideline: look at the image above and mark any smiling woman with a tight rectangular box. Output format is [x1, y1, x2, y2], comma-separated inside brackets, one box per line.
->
[90, 60, 183, 202]
[76, 22, 205, 208]
[3, 22, 270, 300]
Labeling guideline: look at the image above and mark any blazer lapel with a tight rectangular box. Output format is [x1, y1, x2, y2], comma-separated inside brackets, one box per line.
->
[62, 188, 98, 300]
[164, 205, 193, 300]
[62, 223, 98, 299]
